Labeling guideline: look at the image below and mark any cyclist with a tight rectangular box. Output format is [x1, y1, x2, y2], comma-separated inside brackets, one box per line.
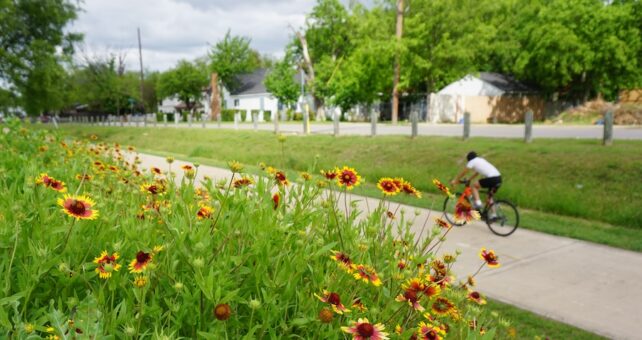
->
[450, 151, 502, 210]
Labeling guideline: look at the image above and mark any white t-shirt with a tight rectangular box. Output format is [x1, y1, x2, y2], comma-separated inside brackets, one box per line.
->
[467, 157, 500, 178]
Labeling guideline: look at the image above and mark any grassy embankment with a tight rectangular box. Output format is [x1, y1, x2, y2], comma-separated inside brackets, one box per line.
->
[53, 125, 642, 252]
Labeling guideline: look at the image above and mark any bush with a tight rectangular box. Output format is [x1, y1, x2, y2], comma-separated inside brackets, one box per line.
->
[263, 110, 272, 122]
[221, 109, 236, 122]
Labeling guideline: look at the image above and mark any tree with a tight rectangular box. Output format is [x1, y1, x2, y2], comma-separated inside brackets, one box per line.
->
[158, 60, 207, 113]
[0, 0, 82, 115]
[265, 52, 300, 109]
[209, 30, 260, 92]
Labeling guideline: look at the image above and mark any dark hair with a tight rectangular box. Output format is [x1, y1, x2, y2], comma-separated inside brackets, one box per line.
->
[466, 151, 477, 161]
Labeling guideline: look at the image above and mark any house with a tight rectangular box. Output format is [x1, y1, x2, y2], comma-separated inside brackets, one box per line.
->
[428, 72, 544, 123]
[159, 68, 305, 122]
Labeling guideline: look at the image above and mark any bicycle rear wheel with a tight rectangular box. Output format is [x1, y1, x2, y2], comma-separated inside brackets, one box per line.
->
[442, 194, 466, 227]
[486, 200, 519, 236]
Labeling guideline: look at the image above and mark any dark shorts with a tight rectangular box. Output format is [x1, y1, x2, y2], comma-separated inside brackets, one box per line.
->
[479, 176, 502, 191]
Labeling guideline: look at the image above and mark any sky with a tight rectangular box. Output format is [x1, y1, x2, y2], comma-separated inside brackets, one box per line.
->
[70, 0, 357, 72]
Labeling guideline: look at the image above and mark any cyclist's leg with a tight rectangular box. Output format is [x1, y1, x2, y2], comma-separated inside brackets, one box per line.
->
[471, 180, 482, 208]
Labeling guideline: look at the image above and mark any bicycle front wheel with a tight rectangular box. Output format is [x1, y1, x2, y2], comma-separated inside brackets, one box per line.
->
[442, 193, 466, 227]
[486, 200, 519, 236]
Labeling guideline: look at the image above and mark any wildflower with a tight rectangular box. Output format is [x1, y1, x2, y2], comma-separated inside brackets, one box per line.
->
[479, 248, 500, 268]
[90, 134, 98, 140]
[377, 177, 400, 196]
[341, 318, 389, 340]
[76, 174, 92, 181]
[35, 173, 54, 187]
[352, 264, 382, 286]
[57, 194, 98, 220]
[93, 251, 121, 279]
[214, 303, 231, 321]
[443, 254, 455, 264]
[435, 218, 450, 229]
[249, 299, 261, 310]
[108, 165, 119, 172]
[316, 290, 351, 314]
[401, 181, 422, 198]
[454, 194, 480, 223]
[197, 204, 214, 219]
[181, 164, 193, 171]
[397, 259, 407, 270]
[432, 179, 453, 197]
[431, 297, 455, 315]
[337, 166, 362, 189]
[300, 172, 312, 181]
[228, 160, 244, 173]
[150, 167, 162, 175]
[272, 192, 280, 209]
[386, 211, 395, 219]
[467, 276, 476, 287]
[321, 168, 338, 180]
[265, 166, 277, 175]
[330, 251, 354, 272]
[467, 291, 486, 305]
[396, 278, 425, 311]
[39, 145, 48, 152]
[127, 146, 135, 151]
[50, 180, 67, 192]
[423, 284, 441, 298]
[258, 162, 266, 170]
[24, 323, 35, 334]
[133, 276, 148, 288]
[153, 245, 164, 254]
[233, 176, 254, 188]
[140, 183, 165, 195]
[417, 321, 445, 340]
[319, 308, 333, 323]
[395, 325, 402, 335]
[352, 298, 367, 312]
[166, 156, 174, 164]
[277, 133, 287, 143]
[275, 171, 290, 186]
[128, 251, 153, 273]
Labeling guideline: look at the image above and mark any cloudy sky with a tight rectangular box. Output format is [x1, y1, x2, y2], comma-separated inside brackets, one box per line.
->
[70, 0, 355, 72]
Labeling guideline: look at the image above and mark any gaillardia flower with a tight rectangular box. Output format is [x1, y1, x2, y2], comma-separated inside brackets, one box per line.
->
[330, 251, 354, 273]
[401, 181, 422, 198]
[467, 291, 487, 305]
[321, 168, 338, 180]
[93, 251, 121, 279]
[233, 176, 254, 188]
[341, 318, 389, 340]
[479, 248, 500, 268]
[337, 166, 361, 189]
[275, 171, 290, 186]
[129, 251, 153, 273]
[197, 204, 214, 219]
[57, 194, 98, 220]
[352, 264, 382, 286]
[377, 177, 400, 196]
[214, 303, 231, 321]
[431, 297, 455, 315]
[454, 192, 480, 223]
[272, 192, 280, 209]
[315, 290, 351, 314]
[418, 321, 445, 340]
[432, 179, 453, 197]
[140, 183, 165, 195]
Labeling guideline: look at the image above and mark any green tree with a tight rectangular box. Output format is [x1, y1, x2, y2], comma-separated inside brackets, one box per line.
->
[0, 0, 82, 115]
[158, 60, 207, 113]
[264, 53, 300, 108]
[208, 30, 260, 92]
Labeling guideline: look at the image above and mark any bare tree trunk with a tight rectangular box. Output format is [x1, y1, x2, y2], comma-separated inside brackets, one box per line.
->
[295, 29, 325, 121]
[210, 73, 221, 120]
[392, 0, 405, 125]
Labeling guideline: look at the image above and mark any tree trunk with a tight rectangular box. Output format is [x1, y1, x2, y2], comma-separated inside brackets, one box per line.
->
[210, 73, 221, 120]
[314, 97, 325, 121]
[392, 0, 404, 125]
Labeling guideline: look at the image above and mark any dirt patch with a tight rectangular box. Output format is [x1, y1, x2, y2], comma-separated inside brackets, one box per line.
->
[552, 99, 642, 125]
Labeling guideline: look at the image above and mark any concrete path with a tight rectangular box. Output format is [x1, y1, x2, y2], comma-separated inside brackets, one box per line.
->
[96, 121, 642, 140]
[132, 152, 642, 339]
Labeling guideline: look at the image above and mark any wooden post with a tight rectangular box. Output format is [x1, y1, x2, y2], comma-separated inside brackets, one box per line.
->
[274, 109, 280, 134]
[234, 111, 240, 130]
[333, 108, 340, 136]
[411, 111, 418, 138]
[603, 110, 613, 146]
[524, 110, 533, 143]
[252, 111, 258, 131]
[188, 113, 192, 127]
[202, 113, 206, 128]
[371, 110, 377, 137]
[217, 112, 221, 128]
[120, 115, 124, 127]
[135, 115, 139, 127]
[174, 112, 178, 127]
[163, 113, 167, 127]
[463, 112, 470, 140]
[303, 107, 310, 135]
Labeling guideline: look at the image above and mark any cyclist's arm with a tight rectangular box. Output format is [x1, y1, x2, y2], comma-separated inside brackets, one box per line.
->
[451, 168, 469, 186]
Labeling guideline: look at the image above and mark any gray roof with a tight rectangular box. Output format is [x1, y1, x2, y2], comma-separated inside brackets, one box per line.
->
[478, 72, 535, 94]
[230, 68, 305, 96]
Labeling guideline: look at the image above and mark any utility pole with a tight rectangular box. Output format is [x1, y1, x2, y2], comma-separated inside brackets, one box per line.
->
[137, 27, 146, 126]
[392, 0, 404, 125]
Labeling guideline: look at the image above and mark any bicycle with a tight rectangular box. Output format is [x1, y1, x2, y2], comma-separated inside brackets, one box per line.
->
[442, 179, 519, 236]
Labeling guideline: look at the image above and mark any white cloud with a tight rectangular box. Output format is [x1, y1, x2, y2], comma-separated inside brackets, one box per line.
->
[69, 0, 320, 71]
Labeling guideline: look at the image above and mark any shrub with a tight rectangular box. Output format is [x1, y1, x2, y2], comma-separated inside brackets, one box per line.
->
[221, 109, 236, 122]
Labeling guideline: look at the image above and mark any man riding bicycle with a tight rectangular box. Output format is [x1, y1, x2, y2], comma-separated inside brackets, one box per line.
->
[450, 151, 502, 210]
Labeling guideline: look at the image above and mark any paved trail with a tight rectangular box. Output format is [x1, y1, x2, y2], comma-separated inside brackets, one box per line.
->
[132, 152, 642, 340]
[99, 121, 642, 140]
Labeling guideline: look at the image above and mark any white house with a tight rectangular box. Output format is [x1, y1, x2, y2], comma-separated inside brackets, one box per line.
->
[159, 68, 305, 122]
[428, 72, 543, 123]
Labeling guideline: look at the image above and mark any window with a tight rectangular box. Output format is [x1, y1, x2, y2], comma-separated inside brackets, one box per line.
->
[234, 99, 239, 107]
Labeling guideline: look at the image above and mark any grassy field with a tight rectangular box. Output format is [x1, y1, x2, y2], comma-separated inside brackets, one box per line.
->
[50, 125, 642, 250]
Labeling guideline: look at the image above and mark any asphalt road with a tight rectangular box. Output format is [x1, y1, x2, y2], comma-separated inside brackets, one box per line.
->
[94, 120, 642, 140]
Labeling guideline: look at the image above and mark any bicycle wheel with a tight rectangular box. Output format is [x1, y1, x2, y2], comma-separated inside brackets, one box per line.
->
[486, 200, 519, 236]
[442, 193, 466, 227]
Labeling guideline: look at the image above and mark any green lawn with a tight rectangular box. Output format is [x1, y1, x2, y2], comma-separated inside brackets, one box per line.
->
[50, 124, 642, 251]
